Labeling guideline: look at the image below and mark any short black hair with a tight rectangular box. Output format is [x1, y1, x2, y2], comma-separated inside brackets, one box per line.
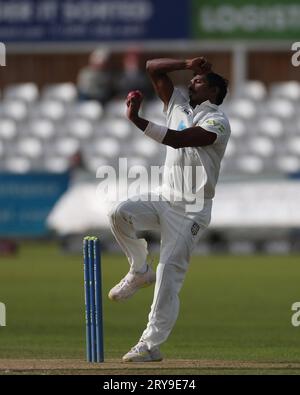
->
[205, 72, 228, 105]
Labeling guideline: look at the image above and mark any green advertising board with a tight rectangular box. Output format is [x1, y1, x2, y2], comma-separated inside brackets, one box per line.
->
[192, 0, 300, 40]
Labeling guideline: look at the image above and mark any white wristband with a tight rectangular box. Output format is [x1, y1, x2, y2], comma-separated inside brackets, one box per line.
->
[144, 121, 168, 143]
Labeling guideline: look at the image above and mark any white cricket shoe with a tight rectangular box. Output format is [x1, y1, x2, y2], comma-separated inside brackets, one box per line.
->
[122, 341, 163, 362]
[108, 265, 156, 302]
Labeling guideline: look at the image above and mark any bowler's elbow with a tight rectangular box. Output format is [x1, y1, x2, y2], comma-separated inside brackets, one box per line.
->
[146, 59, 159, 75]
[146, 60, 153, 73]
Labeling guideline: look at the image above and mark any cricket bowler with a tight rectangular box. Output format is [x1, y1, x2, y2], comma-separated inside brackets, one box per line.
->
[108, 57, 230, 362]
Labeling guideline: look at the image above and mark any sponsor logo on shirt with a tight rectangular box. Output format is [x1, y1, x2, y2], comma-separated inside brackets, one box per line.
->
[204, 119, 225, 133]
[183, 108, 192, 116]
[191, 222, 200, 236]
[177, 120, 187, 131]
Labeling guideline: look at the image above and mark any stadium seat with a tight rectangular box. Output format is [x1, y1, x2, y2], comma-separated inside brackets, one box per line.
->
[44, 157, 70, 173]
[228, 117, 247, 137]
[0, 119, 17, 140]
[93, 121, 108, 137]
[94, 137, 120, 157]
[1, 100, 28, 121]
[270, 81, 300, 101]
[5, 157, 31, 173]
[257, 117, 284, 138]
[237, 155, 264, 174]
[237, 81, 267, 101]
[73, 101, 103, 120]
[36, 100, 66, 121]
[105, 99, 127, 118]
[228, 99, 257, 119]
[248, 136, 274, 157]
[86, 157, 110, 174]
[267, 98, 295, 119]
[55, 137, 80, 157]
[66, 118, 94, 139]
[4, 83, 39, 103]
[287, 136, 300, 155]
[276, 156, 300, 173]
[42, 83, 77, 102]
[29, 119, 55, 140]
[100, 119, 131, 140]
[17, 137, 43, 159]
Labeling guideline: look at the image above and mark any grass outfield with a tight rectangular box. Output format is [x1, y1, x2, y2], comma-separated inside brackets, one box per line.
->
[0, 242, 300, 375]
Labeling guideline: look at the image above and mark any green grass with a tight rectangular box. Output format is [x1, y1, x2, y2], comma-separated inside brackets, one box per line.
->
[0, 242, 300, 366]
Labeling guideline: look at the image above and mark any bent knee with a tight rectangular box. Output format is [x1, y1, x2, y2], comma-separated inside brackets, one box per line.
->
[108, 201, 133, 225]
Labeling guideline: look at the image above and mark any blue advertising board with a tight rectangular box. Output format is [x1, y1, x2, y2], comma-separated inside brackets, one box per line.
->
[0, 0, 189, 42]
[0, 173, 69, 237]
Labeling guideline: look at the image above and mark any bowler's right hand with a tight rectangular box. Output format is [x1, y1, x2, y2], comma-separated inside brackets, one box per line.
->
[187, 57, 212, 75]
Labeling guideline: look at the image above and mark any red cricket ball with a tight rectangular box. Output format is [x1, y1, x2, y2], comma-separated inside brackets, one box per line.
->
[127, 90, 143, 101]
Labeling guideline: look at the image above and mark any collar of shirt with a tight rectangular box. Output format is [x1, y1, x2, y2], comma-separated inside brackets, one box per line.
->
[193, 100, 218, 115]
[191, 100, 219, 126]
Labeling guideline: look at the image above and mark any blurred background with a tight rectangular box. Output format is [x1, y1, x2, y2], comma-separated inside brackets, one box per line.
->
[0, 0, 300, 256]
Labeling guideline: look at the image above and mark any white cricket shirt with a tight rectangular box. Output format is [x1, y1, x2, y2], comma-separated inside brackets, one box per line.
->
[159, 88, 231, 225]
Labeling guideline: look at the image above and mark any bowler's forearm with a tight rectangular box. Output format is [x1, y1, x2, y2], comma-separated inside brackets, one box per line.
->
[129, 117, 217, 148]
[129, 116, 149, 132]
[146, 58, 190, 75]
[130, 116, 169, 144]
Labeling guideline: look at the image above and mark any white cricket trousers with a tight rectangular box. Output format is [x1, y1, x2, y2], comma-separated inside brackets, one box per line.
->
[108, 193, 206, 349]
